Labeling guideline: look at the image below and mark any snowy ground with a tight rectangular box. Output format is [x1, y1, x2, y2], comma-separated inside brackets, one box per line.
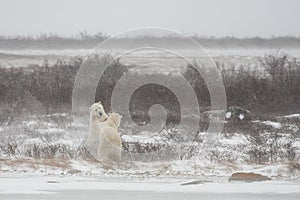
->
[0, 175, 300, 200]
[1, 48, 300, 68]
[0, 113, 299, 179]
[0, 104, 299, 199]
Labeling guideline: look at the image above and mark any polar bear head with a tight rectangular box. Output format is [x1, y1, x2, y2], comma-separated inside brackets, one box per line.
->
[90, 102, 108, 122]
[106, 113, 122, 129]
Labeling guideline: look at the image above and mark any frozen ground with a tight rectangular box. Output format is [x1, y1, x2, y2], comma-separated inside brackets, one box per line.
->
[0, 104, 299, 199]
[0, 175, 300, 200]
[1, 48, 300, 57]
[0, 113, 299, 178]
[1, 48, 300, 68]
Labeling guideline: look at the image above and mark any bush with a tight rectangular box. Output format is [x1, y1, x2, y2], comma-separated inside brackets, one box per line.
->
[0, 53, 299, 125]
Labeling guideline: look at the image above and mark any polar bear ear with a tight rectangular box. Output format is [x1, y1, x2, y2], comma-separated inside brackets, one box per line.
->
[98, 101, 102, 105]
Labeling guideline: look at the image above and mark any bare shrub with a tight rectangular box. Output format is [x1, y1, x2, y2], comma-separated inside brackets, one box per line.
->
[0, 99, 20, 126]
[1, 53, 299, 124]
[260, 53, 300, 108]
[247, 132, 297, 164]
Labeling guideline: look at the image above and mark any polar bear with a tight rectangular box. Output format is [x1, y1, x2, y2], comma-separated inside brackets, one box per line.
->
[85, 102, 108, 154]
[97, 113, 122, 162]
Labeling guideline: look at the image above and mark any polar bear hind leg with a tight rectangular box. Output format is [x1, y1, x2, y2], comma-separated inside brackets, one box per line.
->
[97, 127, 122, 162]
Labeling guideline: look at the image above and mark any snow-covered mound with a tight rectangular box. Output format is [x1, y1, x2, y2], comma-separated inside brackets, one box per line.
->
[284, 114, 300, 118]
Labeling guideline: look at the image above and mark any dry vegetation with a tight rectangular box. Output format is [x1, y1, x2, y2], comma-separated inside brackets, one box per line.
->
[0, 53, 299, 125]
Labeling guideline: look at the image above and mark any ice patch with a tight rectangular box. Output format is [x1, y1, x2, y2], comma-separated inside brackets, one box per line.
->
[24, 138, 43, 144]
[122, 132, 164, 144]
[262, 121, 282, 129]
[36, 128, 65, 134]
[0, 176, 300, 195]
[21, 120, 38, 129]
[53, 139, 75, 146]
[293, 141, 300, 148]
[218, 134, 249, 145]
[284, 114, 300, 118]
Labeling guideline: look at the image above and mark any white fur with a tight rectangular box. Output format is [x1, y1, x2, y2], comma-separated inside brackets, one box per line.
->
[85, 102, 108, 154]
[97, 113, 122, 162]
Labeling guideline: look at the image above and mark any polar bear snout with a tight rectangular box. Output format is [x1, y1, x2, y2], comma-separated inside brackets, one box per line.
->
[99, 111, 108, 121]
[101, 113, 108, 121]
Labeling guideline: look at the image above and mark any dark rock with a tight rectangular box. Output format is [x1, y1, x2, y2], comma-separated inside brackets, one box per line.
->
[47, 180, 59, 184]
[181, 180, 204, 186]
[67, 169, 81, 174]
[229, 172, 271, 182]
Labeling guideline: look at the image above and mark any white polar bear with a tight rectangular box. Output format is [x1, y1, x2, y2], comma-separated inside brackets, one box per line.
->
[97, 113, 122, 162]
[85, 102, 108, 154]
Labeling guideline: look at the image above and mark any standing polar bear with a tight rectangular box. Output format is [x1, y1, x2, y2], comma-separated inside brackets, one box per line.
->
[97, 112, 122, 162]
[85, 102, 108, 153]
[86, 102, 122, 163]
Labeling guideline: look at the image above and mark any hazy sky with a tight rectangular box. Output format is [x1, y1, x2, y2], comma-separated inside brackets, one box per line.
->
[0, 0, 299, 37]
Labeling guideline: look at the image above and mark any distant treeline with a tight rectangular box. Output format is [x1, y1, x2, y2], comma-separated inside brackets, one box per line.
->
[1, 33, 300, 49]
[0, 53, 300, 125]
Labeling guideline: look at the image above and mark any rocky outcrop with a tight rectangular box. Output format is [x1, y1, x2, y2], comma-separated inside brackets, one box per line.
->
[229, 172, 271, 182]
